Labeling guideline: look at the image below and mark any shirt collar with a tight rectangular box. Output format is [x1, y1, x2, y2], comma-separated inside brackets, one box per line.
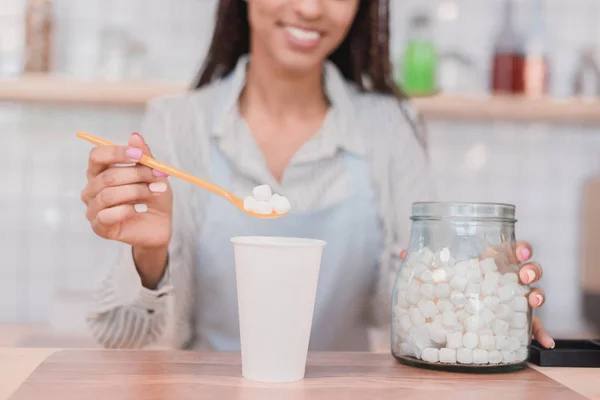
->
[211, 55, 365, 157]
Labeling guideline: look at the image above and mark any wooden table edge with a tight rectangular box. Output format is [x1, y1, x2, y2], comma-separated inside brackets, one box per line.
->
[1, 348, 598, 400]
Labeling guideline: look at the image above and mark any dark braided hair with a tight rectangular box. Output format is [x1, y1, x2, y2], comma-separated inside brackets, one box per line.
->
[194, 0, 427, 149]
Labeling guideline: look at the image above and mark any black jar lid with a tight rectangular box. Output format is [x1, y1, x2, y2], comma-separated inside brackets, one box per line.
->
[411, 202, 517, 222]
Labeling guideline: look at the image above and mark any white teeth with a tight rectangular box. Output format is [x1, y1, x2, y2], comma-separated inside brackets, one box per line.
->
[285, 26, 320, 41]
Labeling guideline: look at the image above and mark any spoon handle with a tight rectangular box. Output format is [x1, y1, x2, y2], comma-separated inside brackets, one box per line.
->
[77, 131, 231, 199]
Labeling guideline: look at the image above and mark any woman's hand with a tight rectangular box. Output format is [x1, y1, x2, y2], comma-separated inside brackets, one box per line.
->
[81, 133, 173, 288]
[400, 241, 555, 349]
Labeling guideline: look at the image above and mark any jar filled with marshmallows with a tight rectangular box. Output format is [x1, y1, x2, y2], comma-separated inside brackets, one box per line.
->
[391, 202, 531, 371]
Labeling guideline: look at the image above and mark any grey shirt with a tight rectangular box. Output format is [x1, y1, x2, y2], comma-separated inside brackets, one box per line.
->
[86, 56, 433, 349]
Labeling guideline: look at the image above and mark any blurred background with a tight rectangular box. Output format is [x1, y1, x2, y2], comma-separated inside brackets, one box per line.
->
[0, 0, 599, 349]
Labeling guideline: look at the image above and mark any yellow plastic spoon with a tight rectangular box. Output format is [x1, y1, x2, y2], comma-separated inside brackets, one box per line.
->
[77, 131, 286, 219]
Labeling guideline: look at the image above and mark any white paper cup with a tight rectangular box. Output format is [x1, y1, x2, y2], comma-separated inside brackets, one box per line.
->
[231, 236, 326, 383]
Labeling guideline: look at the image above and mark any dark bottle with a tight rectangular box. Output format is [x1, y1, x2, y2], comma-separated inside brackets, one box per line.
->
[491, 0, 524, 94]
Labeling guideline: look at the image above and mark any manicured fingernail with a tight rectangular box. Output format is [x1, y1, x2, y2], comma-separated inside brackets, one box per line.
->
[134, 204, 148, 213]
[535, 293, 544, 306]
[519, 248, 530, 261]
[152, 169, 169, 177]
[526, 269, 536, 284]
[126, 147, 142, 161]
[400, 250, 407, 260]
[550, 340, 555, 349]
[149, 182, 167, 193]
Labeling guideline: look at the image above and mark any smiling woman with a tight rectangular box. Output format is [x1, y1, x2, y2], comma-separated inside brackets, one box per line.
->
[83, 0, 551, 354]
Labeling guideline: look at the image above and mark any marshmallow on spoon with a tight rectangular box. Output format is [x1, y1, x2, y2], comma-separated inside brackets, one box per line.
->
[252, 184, 272, 201]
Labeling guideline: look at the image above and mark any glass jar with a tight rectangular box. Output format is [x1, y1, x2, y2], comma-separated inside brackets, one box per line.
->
[391, 202, 532, 371]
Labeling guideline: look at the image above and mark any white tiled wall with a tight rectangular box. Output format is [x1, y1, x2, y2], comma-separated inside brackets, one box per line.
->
[2, 0, 600, 339]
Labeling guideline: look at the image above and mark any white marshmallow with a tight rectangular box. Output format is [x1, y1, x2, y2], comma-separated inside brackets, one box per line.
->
[418, 299, 438, 318]
[243, 196, 258, 211]
[400, 314, 413, 331]
[501, 272, 519, 285]
[510, 312, 528, 329]
[501, 350, 516, 364]
[465, 283, 481, 297]
[514, 283, 528, 296]
[409, 325, 432, 352]
[421, 347, 440, 363]
[252, 184, 272, 201]
[508, 336, 521, 351]
[488, 350, 503, 364]
[417, 248, 435, 266]
[495, 335, 510, 350]
[473, 349, 489, 364]
[400, 267, 413, 282]
[420, 269, 434, 283]
[409, 307, 426, 326]
[450, 291, 467, 308]
[437, 299, 453, 313]
[446, 331, 463, 349]
[464, 315, 485, 332]
[406, 290, 422, 305]
[484, 271, 501, 286]
[481, 308, 496, 326]
[413, 263, 428, 276]
[442, 310, 458, 327]
[443, 266, 455, 281]
[433, 314, 444, 326]
[466, 268, 483, 283]
[509, 329, 530, 346]
[435, 283, 451, 299]
[463, 332, 479, 349]
[439, 348, 457, 364]
[457, 348, 473, 364]
[450, 276, 467, 291]
[481, 280, 498, 297]
[428, 323, 448, 345]
[478, 328, 494, 337]
[511, 296, 528, 313]
[272, 195, 291, 214]
[456, 310, 469, 324]
[515, 347, 529, 362]
[439, 247, 451, 263]
[491, 319, 509, 335]
[254, 201, 273, 215]
[495, 304, 514, 321]
[432, 268, 448, 283]
[498, 284, 515, 303]
[406, 251, 420, 267]
[465, 297, 484, 315]
[483, 296, 500, 311]
[452, 261, 469, 278]
[480, 258, 498, 275]
[420, 283, 435, 299]
[398, 343, 414, 357]
[479, 335, 496, 350]
[396, 292, 409, 309]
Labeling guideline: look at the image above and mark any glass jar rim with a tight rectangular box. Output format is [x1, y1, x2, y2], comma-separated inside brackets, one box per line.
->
[411, 202, 516, 222]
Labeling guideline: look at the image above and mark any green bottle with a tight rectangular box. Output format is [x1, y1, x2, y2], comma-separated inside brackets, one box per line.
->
[400, 13, 438, 96]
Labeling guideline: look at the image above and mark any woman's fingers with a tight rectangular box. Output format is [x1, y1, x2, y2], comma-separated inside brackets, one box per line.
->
[95, 204, 139, 226]
[87, 145, 143, 178]
[520, 262, 543, 285]
[515, 241, 533, 262]
[528, 287, 545, 308]
[86, 182, 167, 221]
[83, 165, 159, 201]
[532, 315, 555, 349]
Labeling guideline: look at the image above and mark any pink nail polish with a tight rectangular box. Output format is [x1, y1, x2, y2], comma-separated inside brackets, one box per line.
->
[519, 247, 530, 261]
[152, 169, 169, 177]
[550, 340, 555, 349]
[126, 147, 142, 160]
[149, 182, 167, 193]
[535, 293, 543, 306]
[526, 269, 536, 283]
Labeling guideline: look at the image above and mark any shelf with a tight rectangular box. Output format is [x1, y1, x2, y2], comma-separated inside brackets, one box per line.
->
[2, 75, 600, 124]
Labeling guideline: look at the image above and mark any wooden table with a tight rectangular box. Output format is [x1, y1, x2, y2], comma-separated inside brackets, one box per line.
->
[1, 348, 598, 400]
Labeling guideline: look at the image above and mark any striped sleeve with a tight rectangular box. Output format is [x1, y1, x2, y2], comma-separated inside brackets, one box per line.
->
[86, 101, 175, 348]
